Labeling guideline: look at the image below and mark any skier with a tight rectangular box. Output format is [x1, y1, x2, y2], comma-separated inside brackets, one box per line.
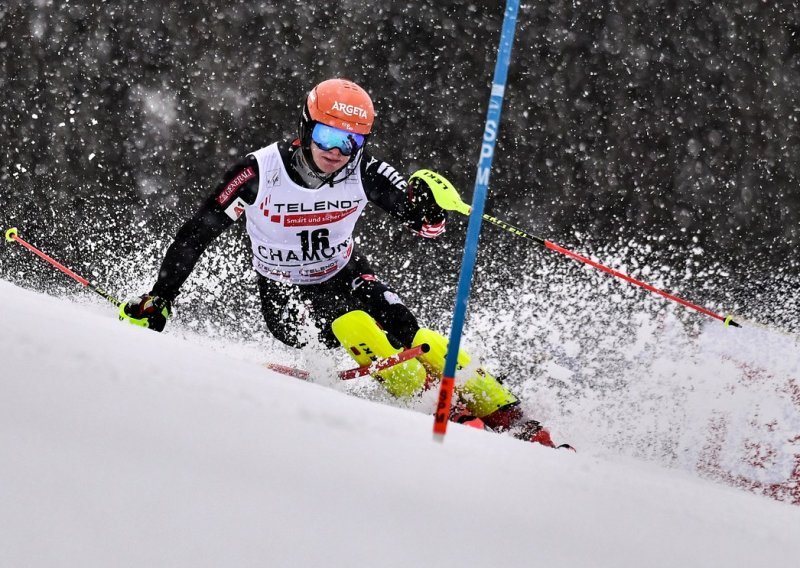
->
[120, 78, 564, 448]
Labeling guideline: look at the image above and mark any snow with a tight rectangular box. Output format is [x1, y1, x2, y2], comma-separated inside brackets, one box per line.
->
[1, 279, 799, 568]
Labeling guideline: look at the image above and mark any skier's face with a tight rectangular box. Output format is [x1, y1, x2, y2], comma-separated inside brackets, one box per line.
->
[310, 142, 350, 174]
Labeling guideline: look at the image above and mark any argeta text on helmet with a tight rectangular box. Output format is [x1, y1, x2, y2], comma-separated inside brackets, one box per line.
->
[331, 101, 368, 119]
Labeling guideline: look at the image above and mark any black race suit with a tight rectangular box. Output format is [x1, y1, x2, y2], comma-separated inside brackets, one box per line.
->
[149, 140, 443, 348]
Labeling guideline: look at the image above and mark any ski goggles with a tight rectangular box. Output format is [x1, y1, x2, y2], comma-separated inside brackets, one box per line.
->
[311, 123, 365, 156]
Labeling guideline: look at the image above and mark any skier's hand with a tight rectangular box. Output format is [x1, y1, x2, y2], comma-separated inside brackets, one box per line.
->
[407, 176, 447, 238]
[119, 293, 172, 332]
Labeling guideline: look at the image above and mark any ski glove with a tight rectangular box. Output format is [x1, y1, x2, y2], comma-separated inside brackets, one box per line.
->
[119, 293, 172, 332]
[407, 176, 447, 238]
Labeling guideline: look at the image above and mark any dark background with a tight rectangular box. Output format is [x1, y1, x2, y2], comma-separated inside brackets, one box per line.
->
[1, 0, 798, 336]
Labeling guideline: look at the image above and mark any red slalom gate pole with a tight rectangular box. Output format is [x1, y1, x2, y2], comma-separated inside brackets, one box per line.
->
[420, 168, 743, 329]
[4, 227, 122, 307]
[477, 215, 739, 328]
[542, 240, 740, 327]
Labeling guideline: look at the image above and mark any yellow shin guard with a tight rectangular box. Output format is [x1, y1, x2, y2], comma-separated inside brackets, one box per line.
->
[411, 328, 518, 418]
[331, 310, 427, 398]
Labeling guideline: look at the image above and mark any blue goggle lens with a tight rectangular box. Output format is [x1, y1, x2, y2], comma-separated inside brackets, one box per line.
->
[311, 123, 365, 156]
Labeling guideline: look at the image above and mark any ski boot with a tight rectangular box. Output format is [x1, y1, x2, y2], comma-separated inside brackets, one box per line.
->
[449, 402, 488, 431]
[482, 403, 575, 451]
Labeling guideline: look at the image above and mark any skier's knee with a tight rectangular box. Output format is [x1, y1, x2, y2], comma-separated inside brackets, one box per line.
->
[351, 274, 418, 347]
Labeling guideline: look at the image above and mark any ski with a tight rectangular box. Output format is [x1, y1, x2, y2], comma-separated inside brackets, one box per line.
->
[264, 343, 430, 381]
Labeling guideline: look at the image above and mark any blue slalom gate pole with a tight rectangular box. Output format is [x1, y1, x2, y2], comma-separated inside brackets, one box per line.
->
[433, 0, 520, 439]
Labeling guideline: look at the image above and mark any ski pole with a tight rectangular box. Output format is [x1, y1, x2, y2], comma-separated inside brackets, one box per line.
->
[4, 227, 122, 307]
[409, 170, 740, 328]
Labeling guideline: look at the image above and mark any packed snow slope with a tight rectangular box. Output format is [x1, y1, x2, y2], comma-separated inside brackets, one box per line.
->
[1, 279, 799, 568]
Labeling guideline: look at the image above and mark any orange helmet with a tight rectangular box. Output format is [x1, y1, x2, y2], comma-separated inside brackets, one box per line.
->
[298, 79, 375, 178]
[304, 78, 374, 135]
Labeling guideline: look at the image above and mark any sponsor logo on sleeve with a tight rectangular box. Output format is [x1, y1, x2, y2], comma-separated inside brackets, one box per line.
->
[216, 167, 256, 206]
[224, 197, 248, 220]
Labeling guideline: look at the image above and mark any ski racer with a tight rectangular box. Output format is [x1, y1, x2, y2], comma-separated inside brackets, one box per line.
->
[120, 78, 565, 448]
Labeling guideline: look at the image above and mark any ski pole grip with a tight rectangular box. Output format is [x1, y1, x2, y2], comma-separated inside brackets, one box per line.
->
[5, 227, 18, 242]
[724, 315, 741, 328]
